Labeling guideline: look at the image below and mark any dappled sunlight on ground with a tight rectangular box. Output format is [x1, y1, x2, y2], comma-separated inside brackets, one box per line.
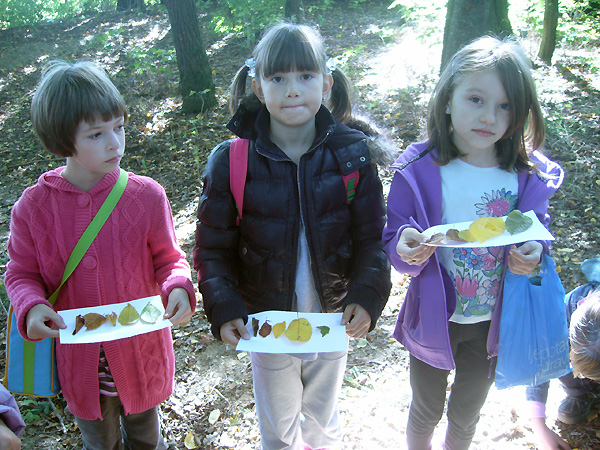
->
[358, 26, 441, 103]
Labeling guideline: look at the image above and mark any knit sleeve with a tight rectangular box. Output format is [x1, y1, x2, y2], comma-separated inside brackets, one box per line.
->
[4, 190, 55, 341]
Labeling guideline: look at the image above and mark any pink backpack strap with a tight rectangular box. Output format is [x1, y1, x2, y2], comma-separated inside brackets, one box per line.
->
[342, 170, 360, 204]
[229, 138, 250, 226]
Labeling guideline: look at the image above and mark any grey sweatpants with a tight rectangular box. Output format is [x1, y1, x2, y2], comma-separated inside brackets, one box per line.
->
[251, 350, 347, 450]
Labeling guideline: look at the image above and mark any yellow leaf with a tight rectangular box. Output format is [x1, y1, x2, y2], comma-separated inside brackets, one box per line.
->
[106, 312, 117, 326]
[285, 318, 312, 342]
[184, 431, 198, 449]
[468, 217, 505, 242]
[457, 229, 475, 242]
[273, 321, 286, 338]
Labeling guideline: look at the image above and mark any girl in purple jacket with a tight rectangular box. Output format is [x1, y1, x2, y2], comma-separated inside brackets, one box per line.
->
[382, 36, 563, 450]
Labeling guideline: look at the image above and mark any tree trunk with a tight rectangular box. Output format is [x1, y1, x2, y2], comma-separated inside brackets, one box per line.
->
[441, 0, 513, 72]
[116, 0, 146, 11]
[163, 0, 217, 113]
[538, 0, 559, 64]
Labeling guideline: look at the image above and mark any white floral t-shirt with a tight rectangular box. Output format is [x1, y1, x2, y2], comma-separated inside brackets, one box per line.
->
[438, 158, 518, 324]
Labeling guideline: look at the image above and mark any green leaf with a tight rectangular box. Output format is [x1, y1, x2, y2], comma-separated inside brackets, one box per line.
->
[316, 325, 330, 337]
[118, 303, 140, 326]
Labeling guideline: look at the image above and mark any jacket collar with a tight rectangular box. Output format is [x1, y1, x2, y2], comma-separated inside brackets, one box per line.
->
[227, 103, 339, 160]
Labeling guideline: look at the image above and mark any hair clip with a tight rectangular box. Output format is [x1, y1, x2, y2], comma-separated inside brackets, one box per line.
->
[245, 58, 256, 78]
[326, 57, 337, 73]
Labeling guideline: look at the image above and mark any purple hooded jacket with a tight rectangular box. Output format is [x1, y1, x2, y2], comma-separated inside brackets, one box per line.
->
[382, 141, 564, 370]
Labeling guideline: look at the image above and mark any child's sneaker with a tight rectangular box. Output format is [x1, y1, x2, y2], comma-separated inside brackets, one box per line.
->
[557, 392, 599, 424]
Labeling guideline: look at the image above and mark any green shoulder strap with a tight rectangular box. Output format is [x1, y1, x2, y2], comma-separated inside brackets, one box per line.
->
[47, 168, 129, 305]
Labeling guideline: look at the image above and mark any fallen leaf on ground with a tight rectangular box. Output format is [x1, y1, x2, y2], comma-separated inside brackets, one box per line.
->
[184, 431, 198, 449]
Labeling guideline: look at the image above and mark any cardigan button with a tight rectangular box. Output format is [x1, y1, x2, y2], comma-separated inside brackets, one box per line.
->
[241, 247, 248, 255]
[77, 195, 90, 207]
[82, 256, 97, 270]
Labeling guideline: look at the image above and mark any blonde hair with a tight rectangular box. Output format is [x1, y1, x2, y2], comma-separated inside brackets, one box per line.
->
[427, 35, 545, 171]
[570, 290, 600, 381]
[229, 22, 353, 123]
[31, 60, 127, 157]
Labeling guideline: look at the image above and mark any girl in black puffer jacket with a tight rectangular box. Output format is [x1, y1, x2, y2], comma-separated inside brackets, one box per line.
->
[193, 22, 394, 450]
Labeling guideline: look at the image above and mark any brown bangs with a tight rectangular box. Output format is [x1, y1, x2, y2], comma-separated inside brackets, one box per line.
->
[256, 25, 325, 78]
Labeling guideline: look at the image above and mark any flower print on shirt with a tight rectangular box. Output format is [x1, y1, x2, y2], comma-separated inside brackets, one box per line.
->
[449, 190, 514, 318]
[452, 247, 505, 317]
[475, 188, 517, 217]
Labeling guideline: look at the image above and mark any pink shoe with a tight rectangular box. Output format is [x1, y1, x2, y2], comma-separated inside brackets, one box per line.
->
[303, 446, 330, 450]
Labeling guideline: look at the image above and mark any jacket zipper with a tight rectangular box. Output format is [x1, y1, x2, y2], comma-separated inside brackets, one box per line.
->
[296, 130, 332, 312]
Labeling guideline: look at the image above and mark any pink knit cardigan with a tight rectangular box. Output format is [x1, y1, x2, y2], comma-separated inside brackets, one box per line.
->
[5, 168, 196, 420]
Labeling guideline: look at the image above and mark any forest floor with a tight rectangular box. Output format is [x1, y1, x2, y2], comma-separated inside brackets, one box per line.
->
[1, 1, 599, 449]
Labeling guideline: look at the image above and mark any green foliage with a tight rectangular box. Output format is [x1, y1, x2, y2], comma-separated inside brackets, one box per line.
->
[19, 399, 51, 423]
[128, 47, 176, 74]
[198, 0, 372, 47]
[0, 0, 162, 28]
[199, 0, 286, 46]
[0, 0, 48, 28]
[510, 0, 600, 46]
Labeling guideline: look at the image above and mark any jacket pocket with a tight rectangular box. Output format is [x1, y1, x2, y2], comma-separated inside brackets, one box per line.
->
[238, 237, 268, 287]
[403, 281, 421, 331]
[326, 237, 353, 290]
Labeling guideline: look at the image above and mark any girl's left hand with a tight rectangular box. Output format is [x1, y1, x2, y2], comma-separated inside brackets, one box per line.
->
[164, 287, 193, 326]
[508, 241, 543, 275]
[342, 303, 371, 339]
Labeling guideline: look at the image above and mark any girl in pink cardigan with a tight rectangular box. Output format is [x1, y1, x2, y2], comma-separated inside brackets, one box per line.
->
[5, 60, 196, 450]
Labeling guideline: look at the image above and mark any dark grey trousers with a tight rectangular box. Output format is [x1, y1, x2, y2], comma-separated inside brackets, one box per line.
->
[406, 321, 495, 450]
[74, 395, 167, 450]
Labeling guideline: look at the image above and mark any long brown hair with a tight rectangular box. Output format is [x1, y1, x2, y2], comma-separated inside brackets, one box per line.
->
[427, 35, 545, 171]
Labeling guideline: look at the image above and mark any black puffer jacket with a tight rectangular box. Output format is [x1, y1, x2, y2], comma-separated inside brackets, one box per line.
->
[194, 104, 392, 340]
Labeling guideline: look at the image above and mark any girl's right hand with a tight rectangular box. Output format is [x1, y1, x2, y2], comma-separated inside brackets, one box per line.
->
[529, 417, 571, 450]
[25, 303, 66, 340]
[220, 318, 250, 346]
[396, 227, 436, 265]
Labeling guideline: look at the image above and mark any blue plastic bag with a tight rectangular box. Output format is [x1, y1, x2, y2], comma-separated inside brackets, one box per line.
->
[495, 253, 571, 389]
